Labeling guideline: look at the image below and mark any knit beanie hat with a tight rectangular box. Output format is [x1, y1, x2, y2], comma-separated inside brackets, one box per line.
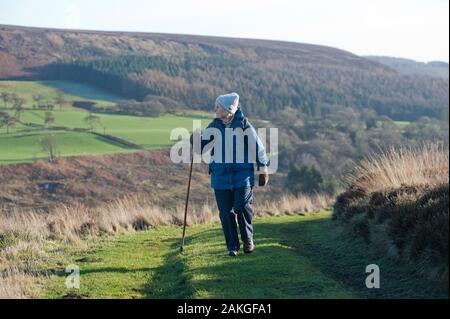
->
[215, 92, 239, 115]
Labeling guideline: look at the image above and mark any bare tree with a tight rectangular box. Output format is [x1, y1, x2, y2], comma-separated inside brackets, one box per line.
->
[32, 94, 44, 109]
[0, 112, 16, 134]
[100, 124, 107, 135]
[46, 103, 55, 111]
[44, 111, 55, 127]
[84, 113, 101, 131]
[0, 92, 12, 109]
[12, 97, 26, 120]
[54, 92, 67, 110]
[10, 93, 18, 103]
[41, 135, 59, 163]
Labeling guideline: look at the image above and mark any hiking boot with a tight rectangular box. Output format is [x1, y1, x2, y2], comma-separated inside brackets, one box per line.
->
[244, 240, 254, 254]
[228, 250, 238, 257]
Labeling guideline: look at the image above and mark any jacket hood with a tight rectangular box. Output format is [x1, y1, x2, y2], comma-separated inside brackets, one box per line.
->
[233, 107, 244, 121]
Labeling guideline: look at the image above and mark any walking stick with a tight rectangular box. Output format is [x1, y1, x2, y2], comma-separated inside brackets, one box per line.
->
[180, 148, 194, 252]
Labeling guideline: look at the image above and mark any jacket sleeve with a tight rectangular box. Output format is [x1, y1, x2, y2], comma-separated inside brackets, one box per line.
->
[246, 121, 269, 171]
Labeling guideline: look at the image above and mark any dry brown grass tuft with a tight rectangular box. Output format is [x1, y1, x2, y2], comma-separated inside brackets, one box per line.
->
[0, 238, 47, 298]
[0, 268, 41, 299]
[347, 143, 449, 194]
[256, 193, 333, 217]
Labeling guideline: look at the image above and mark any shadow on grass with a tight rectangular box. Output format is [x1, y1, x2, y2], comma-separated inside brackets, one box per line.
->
[267, 218, 449, 299]
[40, 80, 121, 103]
[172, 221, 349, 299]
[140, 237, 195, 299]
[92, 134, 139, 150]
[162, 217, 448, 299]
[46, 236, 195, 299]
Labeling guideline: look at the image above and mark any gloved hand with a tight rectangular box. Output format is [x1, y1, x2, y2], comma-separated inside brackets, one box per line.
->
[258, 173, 269, 187]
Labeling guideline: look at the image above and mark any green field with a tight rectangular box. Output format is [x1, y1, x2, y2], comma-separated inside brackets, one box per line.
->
[0, 80, 212, 163]
[42, 212, 446, 299]
[0, 130, 134, 163]
[376, 120, 411, 130]
[394, 121, 411, 129]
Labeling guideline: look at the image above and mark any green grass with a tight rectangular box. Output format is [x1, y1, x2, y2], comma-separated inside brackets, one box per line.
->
[0, 112, 210, 163]
[0, 130, 132, 163]
[6, 109, 210, 145]
[394, 121, 411, 129]
[0, 80, 213, 163]
[42, 212, 447, 299]
[99, 113, 210, 148]
[377, 120, 411, 130]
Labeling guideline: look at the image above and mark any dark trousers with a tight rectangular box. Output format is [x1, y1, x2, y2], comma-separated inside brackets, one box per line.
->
[214, 186, 254, 251]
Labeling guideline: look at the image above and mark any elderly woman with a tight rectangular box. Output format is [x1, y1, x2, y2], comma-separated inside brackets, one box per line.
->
[192, 92, 269, 256]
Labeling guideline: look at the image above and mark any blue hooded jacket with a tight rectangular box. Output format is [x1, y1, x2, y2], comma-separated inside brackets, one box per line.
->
[200, 107, 269, 190]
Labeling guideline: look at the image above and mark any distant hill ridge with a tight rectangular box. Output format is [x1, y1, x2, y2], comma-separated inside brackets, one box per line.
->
[365, 55, 449, 79]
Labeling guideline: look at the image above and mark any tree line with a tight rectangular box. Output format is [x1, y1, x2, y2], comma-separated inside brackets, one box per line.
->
[39, 54, 449, 122]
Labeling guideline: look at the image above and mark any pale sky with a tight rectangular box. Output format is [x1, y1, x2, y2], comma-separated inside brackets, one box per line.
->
[0, 0, 448, 62]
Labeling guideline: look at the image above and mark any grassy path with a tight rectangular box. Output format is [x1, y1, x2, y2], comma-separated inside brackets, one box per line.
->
[43, 212, 447, 299]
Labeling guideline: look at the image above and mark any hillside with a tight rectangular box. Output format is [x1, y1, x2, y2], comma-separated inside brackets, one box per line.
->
[0, 24, 448, 122]
[365, 56, 449, 79]
[0, 149, 208, 213]
[0, 148, 286, 214]
[0, 24, 390, 78]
